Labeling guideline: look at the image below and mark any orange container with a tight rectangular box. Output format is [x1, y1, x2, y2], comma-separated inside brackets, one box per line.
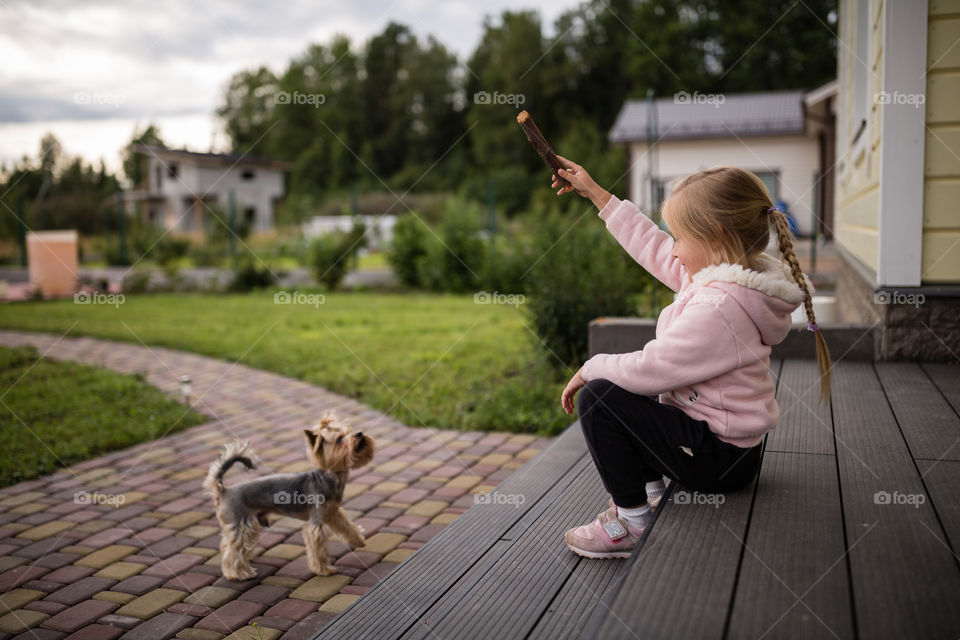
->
[27, 230, 79, 298]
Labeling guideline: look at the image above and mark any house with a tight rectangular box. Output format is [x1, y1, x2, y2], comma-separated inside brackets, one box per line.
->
[831, 0, 960, 359]
[608, 86, 837, 238]
[123, 145, 292, 234]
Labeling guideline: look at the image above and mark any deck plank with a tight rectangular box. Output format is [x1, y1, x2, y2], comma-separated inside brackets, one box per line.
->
[921, 363, 960, 419]
[831, 361, 960, 639]
[876, 362, 960, 461]
[590, 479, 756, 638]
[314, 423, 588, 640]
[915, 459, 960, 569]
[726, 451, 853, 639]
[766, 359, 834, 455]
[402, 463, 615, 640]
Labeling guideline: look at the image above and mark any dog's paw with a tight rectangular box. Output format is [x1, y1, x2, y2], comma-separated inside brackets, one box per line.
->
[314, 564, 337, 576]
[349, 534, 366, 548]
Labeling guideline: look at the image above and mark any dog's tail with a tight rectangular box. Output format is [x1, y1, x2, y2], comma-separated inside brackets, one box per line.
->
[204, 441, 255, 501]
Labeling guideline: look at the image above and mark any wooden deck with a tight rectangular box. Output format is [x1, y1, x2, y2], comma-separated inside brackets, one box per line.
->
[313, 360, 960, 640]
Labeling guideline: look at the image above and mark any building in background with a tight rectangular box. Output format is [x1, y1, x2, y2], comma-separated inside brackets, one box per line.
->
[832, 0, 959, 359]
[609, 86, 837, 239]
[123, 145, 291, 234]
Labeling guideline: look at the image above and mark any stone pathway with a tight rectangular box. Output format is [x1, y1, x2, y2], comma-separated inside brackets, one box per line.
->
[0, 330, 551, 640]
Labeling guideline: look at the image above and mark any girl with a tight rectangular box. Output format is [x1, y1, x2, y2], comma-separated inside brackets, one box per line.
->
[550, 157, 831, 559]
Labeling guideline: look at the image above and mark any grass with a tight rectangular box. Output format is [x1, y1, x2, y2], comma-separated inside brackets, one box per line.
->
[0, 345, 208, 487]
[0, 291, 574, 437]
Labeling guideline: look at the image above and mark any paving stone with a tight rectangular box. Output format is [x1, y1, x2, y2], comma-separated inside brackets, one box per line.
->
[282, 612, 336, 640]
[0, 565, 50, 591]
[382, 548, 417, 563]
[94, 563, 147, 581]
[133, 528, 176, 544]
[160, 512, 208, 530]
[340, 585, 370, 596]
[174, 628, 224, 640]
[75, 545, 138, 569]
[335, 552, 382, 570]
[355, 533, 405, 555]
[111, 575, 164, 596]
[42, 566, 95, 584]
[115, 588, 188, 619]
[118, 611, 198, 640]
[403, 500, 448, 518]
[194, 600, 266, 634]
[260, 576, 302, 589]
[62, 623, 124, 639]
[35, 553, 82, 570]
[0, 588, 44, 614]
[95, 614, 142, 630]
[24, 600, 68, 615]
[248, 615, 294, 631]
[163, 572, 216, 592]
[167, 603, 213, 617]
[144, 536, 194, 559]
[77, 528, 133, 549]
[238, 586, 287, 607]
[12, 537, 73, 560]
[183, 587, 239, 609]
[318, 593, 359, 614]
[142, 554, 205, 579]
[289, 575, 352, 603]
[259, 544, 303, 560]
[352, 562, 398, 587]
[262, 598, 317, 622]
[222, 624, 281, 640]
[92, 591, 137, 605]
[409, 523, 447, 542]
[16, 521, 75, 542]
[431, 512, 460, 525]
[0, 608, 49, 634]
[41, 600, 118, 632]
[45, 577, 117, 605]
[383, 515, 428, 535]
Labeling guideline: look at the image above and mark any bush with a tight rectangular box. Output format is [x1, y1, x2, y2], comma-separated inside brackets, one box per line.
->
[415, 197, 485, 293]
[229, 256, 277, 292]
[480, 234, 533, 295]
[526, 213, 649, 371]
[387, 214, 428, 287]
[150, 236, 191, 266]
[310, 222, 366, 290]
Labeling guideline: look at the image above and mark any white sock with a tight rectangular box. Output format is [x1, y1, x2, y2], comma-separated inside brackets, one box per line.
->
[646, 479, 666, 503]
[617, 503, 652, 529]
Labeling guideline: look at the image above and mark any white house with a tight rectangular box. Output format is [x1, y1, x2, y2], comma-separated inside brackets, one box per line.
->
[608, 86, 837, 238]
[125, 145, 292, 233]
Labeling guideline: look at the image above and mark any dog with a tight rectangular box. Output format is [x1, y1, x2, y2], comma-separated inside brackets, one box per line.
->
[204, 414, 375, 580]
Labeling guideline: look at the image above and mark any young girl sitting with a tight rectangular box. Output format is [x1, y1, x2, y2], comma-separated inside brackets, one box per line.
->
[551, 157, 831, 559]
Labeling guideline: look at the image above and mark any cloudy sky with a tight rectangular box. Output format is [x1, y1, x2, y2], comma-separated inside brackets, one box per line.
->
[0, 0, 582, 174]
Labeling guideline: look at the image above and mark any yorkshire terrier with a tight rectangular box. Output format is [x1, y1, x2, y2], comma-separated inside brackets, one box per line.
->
[204, 414, 375, 580]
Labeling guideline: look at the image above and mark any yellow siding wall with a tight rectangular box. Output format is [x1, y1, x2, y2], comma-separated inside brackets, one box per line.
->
[835, 0, 884, 273]
[924, 0, 960, 283]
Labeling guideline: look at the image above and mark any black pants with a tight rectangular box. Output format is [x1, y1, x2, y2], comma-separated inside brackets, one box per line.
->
[578, 378, 763, 507]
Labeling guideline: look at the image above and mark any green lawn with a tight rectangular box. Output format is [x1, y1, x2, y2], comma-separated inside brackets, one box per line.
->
[0, 292, 573, 436]
[0, 346, 208, 486]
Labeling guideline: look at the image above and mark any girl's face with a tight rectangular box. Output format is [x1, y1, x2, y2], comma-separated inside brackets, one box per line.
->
[665, 211, 710, 277]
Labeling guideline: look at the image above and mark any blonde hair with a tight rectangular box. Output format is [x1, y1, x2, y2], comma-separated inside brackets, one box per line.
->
[662, 166, 831, 403]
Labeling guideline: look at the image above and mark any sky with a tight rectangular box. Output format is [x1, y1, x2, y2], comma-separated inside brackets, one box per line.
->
[0, 0, 583, 175]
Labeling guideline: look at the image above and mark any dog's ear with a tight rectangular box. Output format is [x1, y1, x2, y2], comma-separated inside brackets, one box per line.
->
[304, 429, 321, 450]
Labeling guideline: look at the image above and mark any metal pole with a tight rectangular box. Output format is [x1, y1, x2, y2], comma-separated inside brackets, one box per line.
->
[228, 189, 237, 259]
[350, 183, 358, 218]
[487, 177, 496, 234]
[17, 196, 27, 267]
[116, 191, 127, 265]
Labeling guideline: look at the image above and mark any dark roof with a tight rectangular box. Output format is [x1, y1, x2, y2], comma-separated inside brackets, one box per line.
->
[609, 90, 808, 143]
[133, 144, 293, 170]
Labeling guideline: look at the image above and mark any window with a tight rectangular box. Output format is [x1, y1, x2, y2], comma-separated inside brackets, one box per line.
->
[241, 169, 255, 181]
[755, 172, 779, 201]
[167, 163, 179, 178]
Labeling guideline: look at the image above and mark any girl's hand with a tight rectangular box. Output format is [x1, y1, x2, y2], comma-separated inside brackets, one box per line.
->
[551, 155, 611, 210]
[561, 367, 586, 415]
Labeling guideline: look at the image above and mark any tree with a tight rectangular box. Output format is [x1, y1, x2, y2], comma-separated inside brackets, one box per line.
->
[121, 124, 165, 188]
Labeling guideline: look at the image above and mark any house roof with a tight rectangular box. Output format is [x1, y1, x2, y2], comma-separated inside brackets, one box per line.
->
[134, 144, 293, 171]
[609, 90, 809, 144]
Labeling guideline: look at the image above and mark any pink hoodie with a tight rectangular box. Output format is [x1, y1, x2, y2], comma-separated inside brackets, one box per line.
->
[580, 195, 812, 448]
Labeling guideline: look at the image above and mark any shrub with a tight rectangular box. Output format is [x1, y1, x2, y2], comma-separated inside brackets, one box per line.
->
[526, 213, 648, 371]
[480, 234, 532, 295]
[310, 222, 366, 290]
[229, 256, 277, 292]
[387, 213, 428, 287]
[415, 198, 485, 293]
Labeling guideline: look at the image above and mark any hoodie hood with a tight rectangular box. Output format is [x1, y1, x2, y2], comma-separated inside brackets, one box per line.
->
[691, 252, 813, 346]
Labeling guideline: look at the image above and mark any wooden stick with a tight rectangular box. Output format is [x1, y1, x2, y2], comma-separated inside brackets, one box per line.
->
[516, 110, 575, 193]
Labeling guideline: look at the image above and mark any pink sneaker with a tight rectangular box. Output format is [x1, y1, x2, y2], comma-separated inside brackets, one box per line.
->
[564, 505, 647, 559]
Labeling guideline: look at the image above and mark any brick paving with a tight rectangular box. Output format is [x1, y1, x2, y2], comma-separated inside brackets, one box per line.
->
[0, 330, 552, 639]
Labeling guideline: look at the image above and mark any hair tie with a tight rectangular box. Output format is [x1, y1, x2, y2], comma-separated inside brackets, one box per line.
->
[807, 322, 818, 332]
[767, 206, 777, 215]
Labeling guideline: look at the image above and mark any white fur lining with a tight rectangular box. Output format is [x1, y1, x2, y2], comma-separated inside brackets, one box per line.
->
[690, 252, 812, 304]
